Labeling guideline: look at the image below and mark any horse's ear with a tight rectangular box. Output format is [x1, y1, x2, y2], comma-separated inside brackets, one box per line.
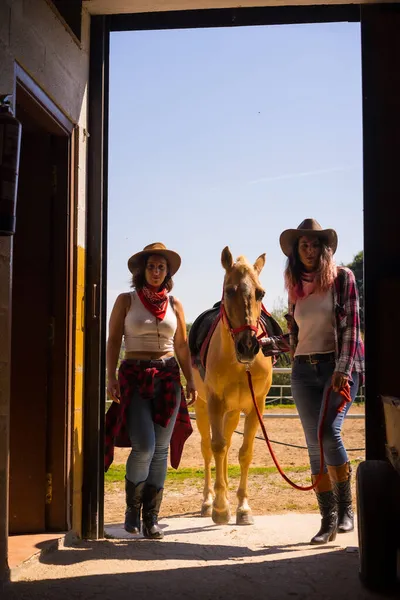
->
[253, 253, 266, 275]
[221, 246, 234, 271]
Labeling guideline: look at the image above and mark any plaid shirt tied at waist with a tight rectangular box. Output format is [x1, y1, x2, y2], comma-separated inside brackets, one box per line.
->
[105, 357, 193, 472]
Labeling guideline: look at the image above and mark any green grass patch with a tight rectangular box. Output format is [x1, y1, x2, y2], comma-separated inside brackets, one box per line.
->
[264, 403, 295, 410]
[284, 503, 302, 511]
[264, 401, 364, 409]
[105, 463, 311, 484]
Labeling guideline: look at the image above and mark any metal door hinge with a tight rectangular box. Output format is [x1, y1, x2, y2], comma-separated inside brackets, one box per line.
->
[92, 283, 98, 319]
[46, 473, 53, 504]
[48, 316, 55, 346]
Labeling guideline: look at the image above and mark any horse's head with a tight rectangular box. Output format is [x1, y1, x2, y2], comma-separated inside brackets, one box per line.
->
[221, 246, 266, 364]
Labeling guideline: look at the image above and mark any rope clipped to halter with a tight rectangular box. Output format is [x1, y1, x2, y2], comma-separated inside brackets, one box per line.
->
[245, 367, 352, 492]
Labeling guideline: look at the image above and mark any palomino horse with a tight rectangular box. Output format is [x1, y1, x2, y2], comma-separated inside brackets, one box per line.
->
[191, 247, 272, 525]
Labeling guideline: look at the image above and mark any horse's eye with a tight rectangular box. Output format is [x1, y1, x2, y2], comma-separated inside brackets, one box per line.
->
[256, 289, 265, 301]
[225, 287, 236, 298]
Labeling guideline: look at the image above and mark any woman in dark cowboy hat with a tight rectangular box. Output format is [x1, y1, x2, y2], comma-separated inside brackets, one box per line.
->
[280, 219, 364, 544]
[105, 243, 197, 539]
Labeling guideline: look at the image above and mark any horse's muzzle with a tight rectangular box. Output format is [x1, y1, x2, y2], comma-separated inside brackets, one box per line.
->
[235, 331, 260, 363]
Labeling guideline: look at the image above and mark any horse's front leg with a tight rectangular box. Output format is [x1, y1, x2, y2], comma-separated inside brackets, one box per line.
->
[209, 395, 230, 524]
[236, 408, 260, 525]
[223, 410, 240, 497]
[195, 397, 214, 517]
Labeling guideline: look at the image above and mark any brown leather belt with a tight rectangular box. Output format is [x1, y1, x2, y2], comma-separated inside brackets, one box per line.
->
[124, 356, 177, 368]
[294, 352, 335, 365]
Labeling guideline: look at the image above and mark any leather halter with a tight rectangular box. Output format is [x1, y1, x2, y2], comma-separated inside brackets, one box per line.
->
[220, 297, 266, 339]
[198, 295, 268, 370]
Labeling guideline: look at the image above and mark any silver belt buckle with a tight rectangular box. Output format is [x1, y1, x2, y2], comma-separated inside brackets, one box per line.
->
[309, 354, 319, 365]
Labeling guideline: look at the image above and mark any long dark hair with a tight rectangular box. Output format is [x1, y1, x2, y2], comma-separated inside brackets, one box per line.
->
[131, 254, 174, 292]
[284, 238, 336, 301]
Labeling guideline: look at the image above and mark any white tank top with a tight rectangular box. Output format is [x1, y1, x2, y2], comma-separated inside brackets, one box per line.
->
[124, 290, 177, 353]
[294, 289, 335, 356]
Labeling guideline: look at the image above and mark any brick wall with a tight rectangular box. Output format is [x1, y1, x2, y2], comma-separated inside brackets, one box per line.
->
[0, 0, 90, 579]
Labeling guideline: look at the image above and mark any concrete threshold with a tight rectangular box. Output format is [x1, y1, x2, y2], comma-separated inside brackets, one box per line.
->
[9, 531, 69, 580]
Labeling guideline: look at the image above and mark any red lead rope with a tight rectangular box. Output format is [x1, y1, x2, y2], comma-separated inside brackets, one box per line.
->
[246, 369, 352, 491]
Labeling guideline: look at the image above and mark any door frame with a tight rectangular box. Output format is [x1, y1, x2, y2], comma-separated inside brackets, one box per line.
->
[86, 3, 398, 538]
[12, 64, 75, 531]
[15, 65, 73, 136]
[82, 16, 109, 539]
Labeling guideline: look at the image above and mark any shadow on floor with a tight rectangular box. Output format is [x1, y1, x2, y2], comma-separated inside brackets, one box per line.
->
[32, 536, 342, 566]
[2, 539, 398, 600]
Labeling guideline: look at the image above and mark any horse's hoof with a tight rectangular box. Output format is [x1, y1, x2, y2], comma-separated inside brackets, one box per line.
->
[201, 503, 212, 517]
[212, 507, 231, 525]
[236, 510, 254, 526]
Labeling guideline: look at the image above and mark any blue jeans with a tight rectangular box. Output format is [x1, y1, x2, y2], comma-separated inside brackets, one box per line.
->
[291, 359, 359, 475]
[126, 379, 180, 489]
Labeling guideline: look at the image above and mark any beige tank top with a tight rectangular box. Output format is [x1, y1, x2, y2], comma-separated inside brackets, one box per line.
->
[124, 290, 177, 353]
[294, 289, 335, 356]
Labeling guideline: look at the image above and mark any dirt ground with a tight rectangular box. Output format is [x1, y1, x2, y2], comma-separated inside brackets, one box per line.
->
[105, 405, 365, 523]
[9, 513, 395, 600]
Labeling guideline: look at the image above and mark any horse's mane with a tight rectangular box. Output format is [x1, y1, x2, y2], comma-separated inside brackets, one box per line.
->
[235, 255, 249, 266]
[229, 255, 260, 282]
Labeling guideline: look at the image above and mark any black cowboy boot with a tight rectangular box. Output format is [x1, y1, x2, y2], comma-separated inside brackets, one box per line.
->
[328, 463, 354, 533]
[124, 478, 145, 534]
[310, 473, 338, 545]
[142, 484, 164, 540]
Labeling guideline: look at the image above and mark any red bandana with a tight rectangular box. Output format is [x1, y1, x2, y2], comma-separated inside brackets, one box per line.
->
[137, 285, 169, 320]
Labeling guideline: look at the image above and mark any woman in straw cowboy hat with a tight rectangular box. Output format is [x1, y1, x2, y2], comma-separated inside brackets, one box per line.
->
[280, 219, 364, 545]
[105, 243, 197, 539]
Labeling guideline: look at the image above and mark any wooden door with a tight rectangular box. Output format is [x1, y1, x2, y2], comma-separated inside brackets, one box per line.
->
[9, 131, 52, 533]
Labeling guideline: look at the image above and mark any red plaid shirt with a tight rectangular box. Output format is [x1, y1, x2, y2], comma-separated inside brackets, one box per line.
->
[105, 358, 193, 472]
[287, 267, 365, 384]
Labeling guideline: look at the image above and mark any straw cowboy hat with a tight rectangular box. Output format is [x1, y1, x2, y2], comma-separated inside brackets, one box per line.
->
[128, 242, 182, 276]
[279, 219, 338, 257]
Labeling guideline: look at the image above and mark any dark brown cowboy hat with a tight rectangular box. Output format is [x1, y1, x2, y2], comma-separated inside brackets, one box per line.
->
[279, 219, 338, 257]
[128, 242, 181, 276]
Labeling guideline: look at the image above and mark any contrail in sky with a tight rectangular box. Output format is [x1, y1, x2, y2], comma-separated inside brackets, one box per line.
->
[207, 165, 356, 193]
[247, 165, 356, 186]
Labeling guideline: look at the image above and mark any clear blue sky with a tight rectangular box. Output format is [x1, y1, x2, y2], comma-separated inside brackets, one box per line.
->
[108, 22, 363, 324]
